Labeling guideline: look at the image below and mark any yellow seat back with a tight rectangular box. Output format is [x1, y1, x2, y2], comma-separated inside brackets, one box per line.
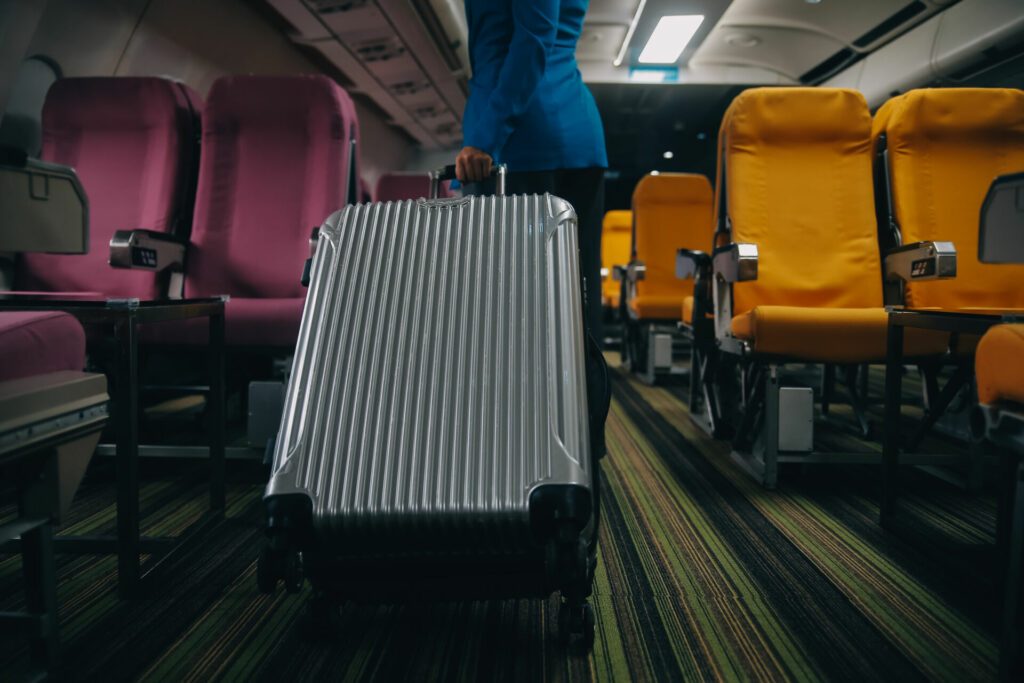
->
[873, 88, 1024, 311]
[720, 87, 883, 316]
[632, 172, 713, 303]
[601, 210, 632, 306]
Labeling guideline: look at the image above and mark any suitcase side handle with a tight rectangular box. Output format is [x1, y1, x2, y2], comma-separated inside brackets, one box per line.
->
[430, 164, 507, 198]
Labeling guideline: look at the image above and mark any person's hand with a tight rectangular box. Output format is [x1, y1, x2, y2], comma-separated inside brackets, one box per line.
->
[455, 146, 493, 184]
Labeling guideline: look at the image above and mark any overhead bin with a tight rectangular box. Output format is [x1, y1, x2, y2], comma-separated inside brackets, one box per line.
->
[826, 0, 1024, 107]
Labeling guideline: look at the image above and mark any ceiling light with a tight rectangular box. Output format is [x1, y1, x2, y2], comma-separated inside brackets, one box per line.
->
[614, 0, 648, 67]
[639, 15, 705, 64]
[663, 151, 674, 159]
[650, 170, 660, 176]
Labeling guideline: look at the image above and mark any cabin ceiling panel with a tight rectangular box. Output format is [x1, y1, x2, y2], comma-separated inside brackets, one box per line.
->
[585, 0, 640, 25]
[691, 0, 957, 83]
[710, 0, 929, 45]
[306, 1, 384, 35]
[577, 24, 629, 62]
[692, 25, 845, 81]
[264, 0, 465, 151]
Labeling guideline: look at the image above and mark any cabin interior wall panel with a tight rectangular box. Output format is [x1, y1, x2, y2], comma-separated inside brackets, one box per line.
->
[406, 147, 461, 175]
[24, 0, 150, 79]
[825, 0, 1024, 106]
[930, 0, 1024, 76]
[262, 0, 466, 150]
[847, 13, 939, 107]
[0, 0, 47, 120]
[23, 0, 411, 183]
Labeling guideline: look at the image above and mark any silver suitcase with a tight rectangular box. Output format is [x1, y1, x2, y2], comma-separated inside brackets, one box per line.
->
[259, 166, 607, 648]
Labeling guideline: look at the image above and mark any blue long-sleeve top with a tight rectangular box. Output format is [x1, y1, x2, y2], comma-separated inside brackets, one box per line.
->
[462, 0, 608, 172]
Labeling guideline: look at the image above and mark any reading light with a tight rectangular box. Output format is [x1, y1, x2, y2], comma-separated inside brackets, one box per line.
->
[638, 15, 705, 64]
[663, 151, 674, 159]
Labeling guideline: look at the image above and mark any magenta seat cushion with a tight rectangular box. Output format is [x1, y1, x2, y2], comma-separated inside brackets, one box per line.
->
[374, 173, 454, 201]
[184, 75, 357, 303]
[375, 173, 431, 201]
[141, 297, 305, 347]
[180, 75, 357, 347]
[0, 311, 86, 382]
[17, 77, 202, 299]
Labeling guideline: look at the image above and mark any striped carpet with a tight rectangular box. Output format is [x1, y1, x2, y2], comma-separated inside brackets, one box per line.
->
[0, 358, 999, 681]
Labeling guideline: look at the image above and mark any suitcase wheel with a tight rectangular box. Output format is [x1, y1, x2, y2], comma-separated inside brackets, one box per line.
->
[283, 552, 305, 594]
[558, 599, 595, 653]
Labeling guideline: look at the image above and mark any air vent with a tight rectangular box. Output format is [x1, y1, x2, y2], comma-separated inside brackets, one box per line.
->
[799, 48, 857, 85]
[390, 80, 431, 97]
[355, 37, 407, 63]
[435, 122, 458, 137]
[413, 105, 443, 119]
[852, 2, 926, 49]
[307, 0, 370, 15]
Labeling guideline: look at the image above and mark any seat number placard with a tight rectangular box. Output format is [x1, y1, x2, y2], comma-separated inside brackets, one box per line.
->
[132, 246, 158, 268]
[910, 258, 935, 278]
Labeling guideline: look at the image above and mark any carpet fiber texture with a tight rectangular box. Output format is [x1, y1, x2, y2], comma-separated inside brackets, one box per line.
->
[0, 360, 999, 681]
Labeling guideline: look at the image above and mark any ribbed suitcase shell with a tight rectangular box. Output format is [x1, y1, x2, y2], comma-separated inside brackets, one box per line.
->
[266, 193, 592, 557]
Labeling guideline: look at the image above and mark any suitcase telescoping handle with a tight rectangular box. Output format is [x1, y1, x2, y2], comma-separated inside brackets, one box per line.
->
[430, 163, 507, 198]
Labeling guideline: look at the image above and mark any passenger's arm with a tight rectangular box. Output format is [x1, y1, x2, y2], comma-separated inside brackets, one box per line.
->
[463, 0, 559, 158]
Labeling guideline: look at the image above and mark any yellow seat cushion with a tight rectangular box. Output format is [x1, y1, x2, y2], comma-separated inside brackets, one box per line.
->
[630, 294, 686, 320]
[601, 210, 631, 309]
[683, 296, 694, 324]
[731, 306, 949, 363]
[873, 88, 1024, 311]
[628, 173, 713, 321]
[976, 324, 1024, 405]
[720, 88, 886, 320]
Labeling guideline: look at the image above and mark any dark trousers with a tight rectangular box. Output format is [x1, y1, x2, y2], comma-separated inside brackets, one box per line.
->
[467, 167, 606, 345]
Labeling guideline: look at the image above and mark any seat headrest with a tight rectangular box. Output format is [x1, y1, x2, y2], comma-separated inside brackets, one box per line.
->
[633, 173, 712, 206]
[602, 210, 632, 232]
[375, 173, 432, 202]
[205, 75, 356, 134]
[876, 88, 1024, 142]
[724, 87, 871, 145]
[43, 77, 195, 131]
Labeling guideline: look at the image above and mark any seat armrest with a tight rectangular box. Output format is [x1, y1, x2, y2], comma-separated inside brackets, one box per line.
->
[612, 265, 626, 282]
[309, 226, 320, 258]
[626, 261, 646, 282]
[109, 230, 186, 272]
[884, 241, 956, 282]
[712, 243, 758, 283]
[301, 226, 321, 287]
[676, 248, 710, 280]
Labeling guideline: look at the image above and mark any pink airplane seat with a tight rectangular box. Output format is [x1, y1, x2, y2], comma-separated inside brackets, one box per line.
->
[0, 311, 86, 382]
[15, 77, 202, 299]
[146, 74, 359, 347]
[374, 172, 452, 201]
